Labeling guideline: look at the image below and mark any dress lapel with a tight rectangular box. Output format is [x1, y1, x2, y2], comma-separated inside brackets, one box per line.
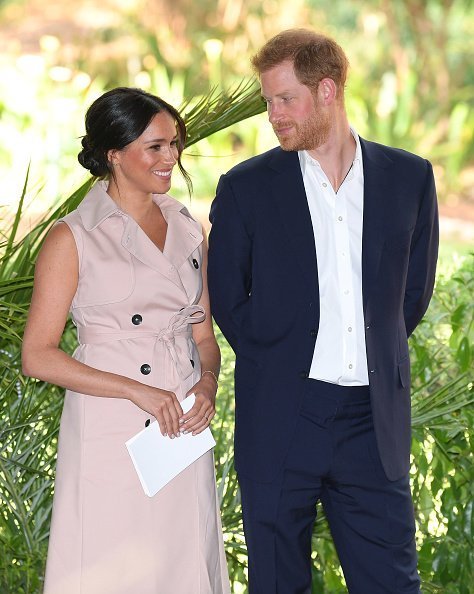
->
[121, 194, 202, 290]
[78, 183, 203, 290]
[162, 209, 203, 270]
[120, 216, 185, 288]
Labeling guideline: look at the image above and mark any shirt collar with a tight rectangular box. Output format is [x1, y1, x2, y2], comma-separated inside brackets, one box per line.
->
[298, 126, 362, 176]
[77, 180, 195, 231]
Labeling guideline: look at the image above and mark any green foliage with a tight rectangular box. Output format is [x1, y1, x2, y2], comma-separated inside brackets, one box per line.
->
[410, 257, 474, 594]
[2, 0, 474, 205]
[183, 81, 265, 148]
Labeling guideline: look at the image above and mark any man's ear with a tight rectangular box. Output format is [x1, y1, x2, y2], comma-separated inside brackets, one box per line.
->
[318, 78, 337, 105]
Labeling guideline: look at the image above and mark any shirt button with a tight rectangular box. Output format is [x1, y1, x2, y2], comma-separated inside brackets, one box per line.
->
[348, 326, 352, 332]
[322, 182, 327, 188]
[338, 216, 343, 221]
[344, 290, 349, 295]
[370, 369, 376, 374]
[140, 363, 151, 375]
[192, 258, 199, 269]
[366, 325, 371, 330]
[348, 364, 353, 369]
[190, 359, 195, 368]
[131, 314, 143, 325]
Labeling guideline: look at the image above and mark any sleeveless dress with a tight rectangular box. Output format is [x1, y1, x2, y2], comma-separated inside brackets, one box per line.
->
[43, 182, 230, 594]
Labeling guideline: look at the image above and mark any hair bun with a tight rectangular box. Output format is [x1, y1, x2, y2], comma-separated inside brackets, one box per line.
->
[78, 135, 109, 177]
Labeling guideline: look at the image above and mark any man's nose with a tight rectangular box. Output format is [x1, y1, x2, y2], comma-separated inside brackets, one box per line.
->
[268, 102, 283, 123]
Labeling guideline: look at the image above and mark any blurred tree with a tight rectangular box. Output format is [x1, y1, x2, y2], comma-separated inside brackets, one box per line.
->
[1, 0, 473, 205]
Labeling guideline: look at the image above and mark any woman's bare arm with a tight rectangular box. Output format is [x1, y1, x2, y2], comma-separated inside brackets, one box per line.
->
[22, 223, 183, 437]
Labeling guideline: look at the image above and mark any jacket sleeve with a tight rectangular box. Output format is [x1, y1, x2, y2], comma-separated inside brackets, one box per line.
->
[403, 161, 439, 337]
[207, 174, 252, 352]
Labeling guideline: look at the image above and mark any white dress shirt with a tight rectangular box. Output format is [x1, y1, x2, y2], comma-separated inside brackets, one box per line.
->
[298, 129, 369, 386]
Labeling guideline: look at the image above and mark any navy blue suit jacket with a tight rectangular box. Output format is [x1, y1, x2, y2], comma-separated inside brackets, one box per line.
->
[208, 139, 438, 482]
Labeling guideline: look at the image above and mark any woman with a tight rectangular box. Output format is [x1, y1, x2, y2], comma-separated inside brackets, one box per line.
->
[22, 87, 230, 594]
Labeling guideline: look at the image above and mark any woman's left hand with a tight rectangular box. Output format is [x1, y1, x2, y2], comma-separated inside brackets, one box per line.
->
[179, 373, 217, 435]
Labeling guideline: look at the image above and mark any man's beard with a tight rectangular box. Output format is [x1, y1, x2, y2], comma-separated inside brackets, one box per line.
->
[273, 104, 331, 152]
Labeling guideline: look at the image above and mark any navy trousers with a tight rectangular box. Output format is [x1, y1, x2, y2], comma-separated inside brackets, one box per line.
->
[238, 379, 421, 594]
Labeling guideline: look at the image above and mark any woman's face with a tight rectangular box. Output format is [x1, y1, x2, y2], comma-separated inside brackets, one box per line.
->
[110, 111, 180, 197]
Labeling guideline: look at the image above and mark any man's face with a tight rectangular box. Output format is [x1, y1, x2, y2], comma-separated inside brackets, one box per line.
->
[260, 60, 330, 152]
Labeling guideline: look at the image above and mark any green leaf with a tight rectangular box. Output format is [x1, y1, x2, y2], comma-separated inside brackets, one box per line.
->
[450, 303, 467, 330]
[456, 337, 471, 371]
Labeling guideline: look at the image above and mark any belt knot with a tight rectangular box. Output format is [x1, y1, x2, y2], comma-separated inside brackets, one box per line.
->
[157, 305, 205, 380]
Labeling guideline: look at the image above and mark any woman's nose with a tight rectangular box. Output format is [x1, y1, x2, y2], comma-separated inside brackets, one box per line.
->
[163, 146, 177, 163]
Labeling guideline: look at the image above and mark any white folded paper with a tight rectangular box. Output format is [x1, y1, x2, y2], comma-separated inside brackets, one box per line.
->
[126, 393, 216, 497]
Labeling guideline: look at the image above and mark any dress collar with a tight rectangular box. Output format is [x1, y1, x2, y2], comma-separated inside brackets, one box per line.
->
[77, 180, 196, 231]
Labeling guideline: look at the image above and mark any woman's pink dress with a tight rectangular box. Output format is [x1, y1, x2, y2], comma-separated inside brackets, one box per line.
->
[43, 182, 230, 594]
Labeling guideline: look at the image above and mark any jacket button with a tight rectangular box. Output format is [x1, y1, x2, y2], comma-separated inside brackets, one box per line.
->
[132, 314, 143, 325]
[192, 258, 199, 269]
[300, 371, 309, 379]
[310, 329, 317, 337]
[140, 363, 151, 375]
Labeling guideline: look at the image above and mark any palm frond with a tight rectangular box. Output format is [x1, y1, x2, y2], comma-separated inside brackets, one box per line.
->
[182, 80, 265, 147]
[1, 162, 30, 272]
[412, 373, 473, 427]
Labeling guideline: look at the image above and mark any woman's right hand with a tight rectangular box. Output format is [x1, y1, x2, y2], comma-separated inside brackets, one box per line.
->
[130, 385, 183, 438]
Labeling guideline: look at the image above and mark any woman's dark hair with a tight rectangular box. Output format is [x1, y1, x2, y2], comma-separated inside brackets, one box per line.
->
[78, 87, 192, 193]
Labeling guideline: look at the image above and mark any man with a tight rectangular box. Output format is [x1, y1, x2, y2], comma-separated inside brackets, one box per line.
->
[208, 29, 438, 594]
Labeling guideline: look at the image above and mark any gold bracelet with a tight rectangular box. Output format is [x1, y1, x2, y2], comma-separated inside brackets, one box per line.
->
[201, 370, 219, 387]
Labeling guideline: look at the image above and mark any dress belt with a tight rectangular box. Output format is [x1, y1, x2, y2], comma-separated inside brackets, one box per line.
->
[77, 305, 206, 381]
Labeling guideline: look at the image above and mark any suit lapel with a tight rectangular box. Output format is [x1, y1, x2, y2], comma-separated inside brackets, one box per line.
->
[265, 142, 395, 316]
[268, 149, 319, 303]
[360, 138, 394, 313]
